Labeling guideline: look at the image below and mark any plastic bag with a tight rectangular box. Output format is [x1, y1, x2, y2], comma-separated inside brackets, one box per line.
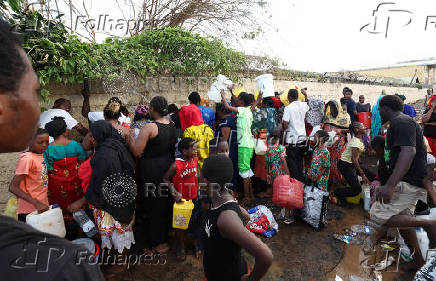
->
[4, 197, 18, 220]
[207, 74, 233, 102]
[414, 251, 436, 280]
[272, 175, 304, 209]
[246, 205, 278, 238]
[301, 185, 329, 230]
[254, 139, 267, 155]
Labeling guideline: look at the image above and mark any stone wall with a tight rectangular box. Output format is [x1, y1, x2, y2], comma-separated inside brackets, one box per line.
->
[43, 77, 427, 126]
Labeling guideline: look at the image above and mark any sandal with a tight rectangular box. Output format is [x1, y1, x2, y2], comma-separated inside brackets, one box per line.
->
[176, 246, 186, 261]
[152, 243, 169, 254]
[283, 216, 295, 225]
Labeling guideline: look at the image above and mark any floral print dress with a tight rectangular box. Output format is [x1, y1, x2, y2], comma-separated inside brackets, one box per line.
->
[266, 145, 287, 183]
[310, 147, 331, 191]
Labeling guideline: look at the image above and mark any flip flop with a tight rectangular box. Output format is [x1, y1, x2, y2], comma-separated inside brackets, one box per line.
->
[176, 246, 186, 261]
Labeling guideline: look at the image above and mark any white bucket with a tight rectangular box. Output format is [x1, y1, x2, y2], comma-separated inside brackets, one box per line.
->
[26, 205, 66, 237]
[255, 74, 275, 98]
[208, 75, 233, 102]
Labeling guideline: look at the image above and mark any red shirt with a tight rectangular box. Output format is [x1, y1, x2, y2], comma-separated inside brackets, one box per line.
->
[172, 157, 199, 200]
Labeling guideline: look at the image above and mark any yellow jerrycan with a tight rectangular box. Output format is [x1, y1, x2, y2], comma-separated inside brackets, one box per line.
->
[172, 199, 194, 230]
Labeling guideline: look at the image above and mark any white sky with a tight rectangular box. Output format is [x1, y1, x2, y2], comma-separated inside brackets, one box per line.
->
[51, 0, 436, 72]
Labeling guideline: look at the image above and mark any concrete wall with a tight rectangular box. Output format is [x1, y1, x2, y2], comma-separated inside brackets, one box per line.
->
[43, 77, 427, 126]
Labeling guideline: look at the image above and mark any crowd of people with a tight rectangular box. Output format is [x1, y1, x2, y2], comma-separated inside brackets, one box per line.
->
[3, 17, 436, 280]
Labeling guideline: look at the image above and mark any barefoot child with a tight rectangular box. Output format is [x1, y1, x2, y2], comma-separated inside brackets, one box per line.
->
[164, 137, 200, 261]
[221, 90, 262, 205]
[9, 129, 50, 221]
[202, 154, 273, 281]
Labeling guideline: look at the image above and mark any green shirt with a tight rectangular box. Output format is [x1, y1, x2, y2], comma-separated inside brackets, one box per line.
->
[237, 107, 254, 148]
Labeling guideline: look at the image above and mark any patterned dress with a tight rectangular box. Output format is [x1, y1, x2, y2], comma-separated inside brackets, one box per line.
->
[252, 108, 277, 135]
[310, 147, 331, 191]
[266, 145, 287, 183]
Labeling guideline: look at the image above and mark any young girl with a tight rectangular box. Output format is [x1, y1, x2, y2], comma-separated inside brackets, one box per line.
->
[9, 129, 50, 222]
[221, 90, 261, 205]
[265, 130, 293, 224]
[308, 130, 331, 192]
[333, 122, 369, 205]
[164, 137, 199, 261]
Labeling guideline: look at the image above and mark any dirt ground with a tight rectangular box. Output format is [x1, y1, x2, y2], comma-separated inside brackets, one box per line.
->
[0, 152, 418, 281]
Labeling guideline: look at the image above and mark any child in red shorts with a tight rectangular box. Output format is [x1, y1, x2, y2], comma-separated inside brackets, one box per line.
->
[164, 137, 199, 261]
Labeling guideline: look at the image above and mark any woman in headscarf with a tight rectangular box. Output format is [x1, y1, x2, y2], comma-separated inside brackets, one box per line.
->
[86, 120, 136, 277]
[128, 96, 177, 254]
[322, 99, 351, 193]
[395, 94, 416, 118]
[44, 117, 88, 239]
[371, 91, 386, 139]
[306, 97, 325, 133]
[182, 106, 214, 169]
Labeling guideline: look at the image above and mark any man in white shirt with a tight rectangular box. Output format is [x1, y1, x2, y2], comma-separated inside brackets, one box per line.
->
[39, 98, 88, 142]
[282, 89, 309, 182]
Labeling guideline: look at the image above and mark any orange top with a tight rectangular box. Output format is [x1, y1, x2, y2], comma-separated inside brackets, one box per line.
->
[15, 152, 49, 214]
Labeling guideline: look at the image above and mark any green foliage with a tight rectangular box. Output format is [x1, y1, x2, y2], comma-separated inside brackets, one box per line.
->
[7, 10, 246, 98]
[0, 0, 22, 13]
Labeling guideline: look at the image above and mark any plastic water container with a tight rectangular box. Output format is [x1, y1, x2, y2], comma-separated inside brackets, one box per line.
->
[345, 183, 361, 205]
[26, 204, 66, 237]
[172, 199, 194, 230]
[279, 86, 304, 106]
[272, 175, 304, 209]
[357, 112, 372, 129]
[255, 74, 275, 98]
[4, 197, 18, 219]
[363, 185, 371, 211]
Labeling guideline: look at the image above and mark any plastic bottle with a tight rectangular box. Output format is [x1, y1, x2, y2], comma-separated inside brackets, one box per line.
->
[350, 225, 373, 235]
[363, 185, 371, 211]
[73, 209, 98, 238]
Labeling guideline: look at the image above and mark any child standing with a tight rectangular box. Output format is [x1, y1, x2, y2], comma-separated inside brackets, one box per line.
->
[265, 130, 293, 224]
[9, 129, 50, 222]
[221, 90, 261, 205]
[164, 137, 200, 261]
[308, 130, 331, 192]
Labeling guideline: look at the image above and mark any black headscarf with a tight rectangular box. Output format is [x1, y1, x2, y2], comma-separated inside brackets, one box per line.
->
[85, 120, 136, 224]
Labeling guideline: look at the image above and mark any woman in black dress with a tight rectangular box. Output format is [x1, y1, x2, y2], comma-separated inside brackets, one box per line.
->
[128, 96, 176, 254]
